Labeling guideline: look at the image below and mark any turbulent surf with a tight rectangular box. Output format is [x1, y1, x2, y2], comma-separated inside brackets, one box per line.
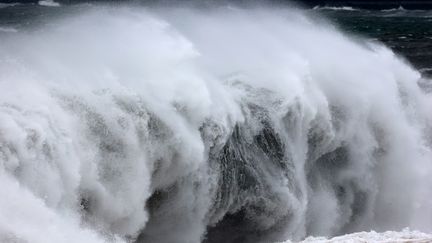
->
[0, 4, 431, 243]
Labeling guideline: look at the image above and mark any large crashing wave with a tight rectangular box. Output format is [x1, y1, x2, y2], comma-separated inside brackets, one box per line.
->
[0, 5, 431, 243]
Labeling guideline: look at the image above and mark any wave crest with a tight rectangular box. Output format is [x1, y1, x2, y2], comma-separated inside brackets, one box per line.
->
[0, 5, 431, 243]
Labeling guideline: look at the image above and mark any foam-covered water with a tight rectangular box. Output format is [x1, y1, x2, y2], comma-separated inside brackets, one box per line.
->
[38, 0, 61, 7]
[282, 228, 432, 243]
[0, 4, 431, 243]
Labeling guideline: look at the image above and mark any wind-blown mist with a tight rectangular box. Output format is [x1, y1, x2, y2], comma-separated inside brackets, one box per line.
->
[0, 5, 431, 243]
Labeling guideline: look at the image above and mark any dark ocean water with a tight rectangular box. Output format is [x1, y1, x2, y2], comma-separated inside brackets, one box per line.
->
[315, 7, 432, 78]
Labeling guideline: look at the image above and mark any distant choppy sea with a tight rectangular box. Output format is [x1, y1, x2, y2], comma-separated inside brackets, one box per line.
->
[314, 6, 432, 78]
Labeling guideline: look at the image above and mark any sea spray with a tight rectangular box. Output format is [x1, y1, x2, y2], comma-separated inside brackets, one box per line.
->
[0, 5, 431, 243]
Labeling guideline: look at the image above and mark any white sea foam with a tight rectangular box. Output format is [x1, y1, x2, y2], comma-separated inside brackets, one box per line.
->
[38, 0, 60, 7]
[281, 229, 432, 242]
[312, 6, 358, 11]
[0, 5, 430, 243]
[382, 6, 407, 12]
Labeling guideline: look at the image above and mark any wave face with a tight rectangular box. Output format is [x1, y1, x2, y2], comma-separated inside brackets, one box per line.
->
[0, 5, 431, 243]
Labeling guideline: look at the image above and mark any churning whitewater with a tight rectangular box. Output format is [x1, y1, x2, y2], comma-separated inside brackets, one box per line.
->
[0, 5, 431, 243]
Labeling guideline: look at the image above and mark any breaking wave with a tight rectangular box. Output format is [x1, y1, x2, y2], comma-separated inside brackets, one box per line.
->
[38, 0, 61, 7]
[312, 6, 358, 11]
[381, 6, 406, 12]
[0, 5, 431, 243]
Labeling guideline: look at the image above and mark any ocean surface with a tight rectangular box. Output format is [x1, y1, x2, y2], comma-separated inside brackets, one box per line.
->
[0, 2, 431, 243]
[315, 6, 432, 78]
